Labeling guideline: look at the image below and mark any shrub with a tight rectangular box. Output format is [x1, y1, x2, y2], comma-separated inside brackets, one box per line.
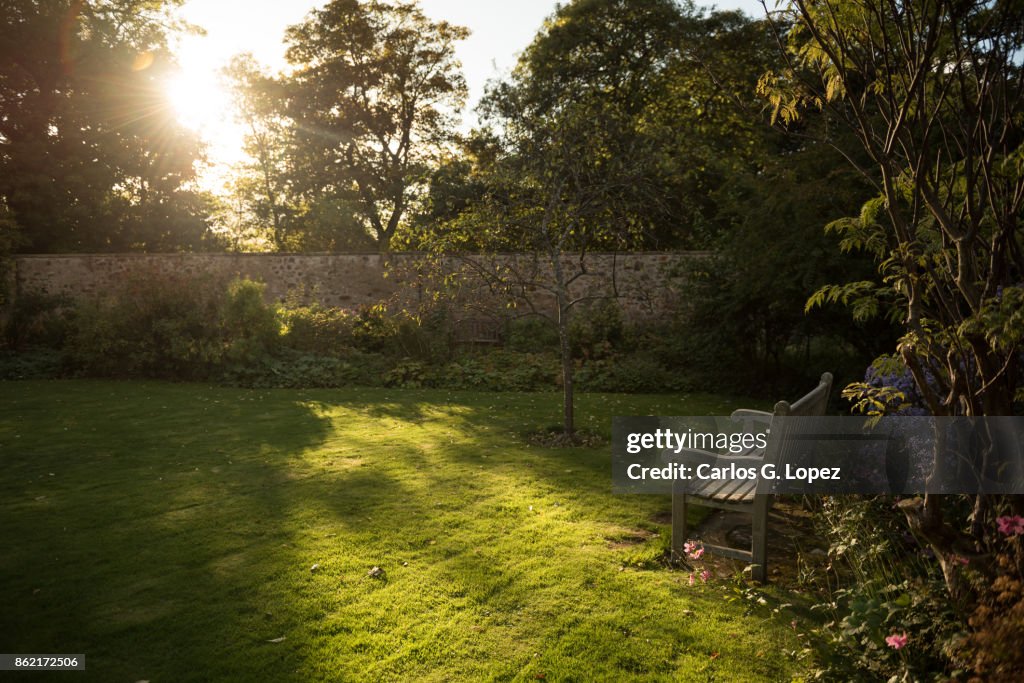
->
[569, 299, 623, 359]
[804, 497, 962, 680]
[575, 352, 685, 393]
[351, 303, 395, 353]
[961, 552, 1024, 679]
[222, 348, 387, 389]
[507, 315, 559, 353]
[281, 305, 357, 356]
[69, 273, 279, 380]
[384, 358, 433, 388]
[439, 351, 558, 392]
[3, 291, 74, 351]
[221, 279, 282, 363]
[0, 349, 65, 379]
[391, 308, 451, 363]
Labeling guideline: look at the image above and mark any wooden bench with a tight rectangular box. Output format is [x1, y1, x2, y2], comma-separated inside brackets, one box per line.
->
[670, 372, 833, 583]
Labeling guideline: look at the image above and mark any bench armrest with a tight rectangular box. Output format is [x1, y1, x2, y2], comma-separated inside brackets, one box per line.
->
[662, 448, 765, 467]
[730, 409, 773, 424]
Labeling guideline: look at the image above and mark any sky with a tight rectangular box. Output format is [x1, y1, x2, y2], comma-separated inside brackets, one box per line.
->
[171, 0, 770, 189]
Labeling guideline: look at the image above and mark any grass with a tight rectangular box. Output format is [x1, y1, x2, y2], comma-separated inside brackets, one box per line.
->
[0, 380, 804, 682]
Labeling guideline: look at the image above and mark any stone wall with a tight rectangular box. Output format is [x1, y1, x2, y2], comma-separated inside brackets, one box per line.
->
[8, 251, 702, 320]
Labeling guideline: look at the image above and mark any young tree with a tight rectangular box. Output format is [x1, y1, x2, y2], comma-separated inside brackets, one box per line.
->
[280, 0, 468, 251]
[762, 0, 1024, 595]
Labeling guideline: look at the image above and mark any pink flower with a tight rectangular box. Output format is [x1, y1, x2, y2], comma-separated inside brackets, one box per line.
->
[683, 541, 697, 555]
[885, 632, 908, 649]
[950, 554, 969, 566]
[997, 515, 1024, 536]
[700, 569, 711, 583]
[690, 547, 705, 560]
[688, 573, 695, 586]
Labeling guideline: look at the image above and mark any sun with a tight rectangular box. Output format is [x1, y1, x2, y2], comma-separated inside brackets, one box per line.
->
[165, 69, 232, 132]
[163, 62, 249, 192]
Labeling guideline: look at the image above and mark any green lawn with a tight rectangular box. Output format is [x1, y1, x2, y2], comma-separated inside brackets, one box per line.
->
[0, 381, 804, 682]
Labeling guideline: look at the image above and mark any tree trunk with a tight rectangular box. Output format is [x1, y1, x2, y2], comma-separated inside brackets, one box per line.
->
[558, 312, 575, 436]
[551, 249, 574, 436]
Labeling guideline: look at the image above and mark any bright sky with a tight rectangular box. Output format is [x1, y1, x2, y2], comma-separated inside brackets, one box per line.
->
[170, 0, 769, 190]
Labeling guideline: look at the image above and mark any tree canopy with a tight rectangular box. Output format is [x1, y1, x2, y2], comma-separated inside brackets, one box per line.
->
[277, 0, 468, 251]
[763, 0, 1024, 600]
[0, 0, 211, 252]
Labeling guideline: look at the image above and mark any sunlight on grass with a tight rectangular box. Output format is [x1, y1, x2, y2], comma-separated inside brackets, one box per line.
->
[0, 381, 796, 681]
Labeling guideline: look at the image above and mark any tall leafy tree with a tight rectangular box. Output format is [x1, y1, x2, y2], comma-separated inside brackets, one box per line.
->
[222, 54, 293, 251]
[763, 0, 1024, 598]
[0, 0, 209, 252]
[280, 0, 468, 251]
[432, 0, 699, 436]
[480, 0, 694, 248]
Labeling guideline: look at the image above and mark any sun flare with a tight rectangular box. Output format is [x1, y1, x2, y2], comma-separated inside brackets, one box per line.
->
[163, 61, 248, 191]
[165, 70, 232, 132]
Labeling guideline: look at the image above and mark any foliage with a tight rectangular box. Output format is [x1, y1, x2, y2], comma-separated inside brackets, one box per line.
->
[505, 315, 559, 354]
[218, 54, 297, 251]
[0, 200, 18, 306]
[277, 0, 468, 251]
[962, 551, 1024, 680]
[575, 352, 684, 394]
[842, 355, 934, 417]
[439, 351, 558, 392]
[281, 304, 359, 356]
[768, 0, 1024, 414]
[763, 1, 1024, 629]
[0, 348, 64, 379]
[222, 348, 386, 389]
[803, 497, 963, 680]
[2, 290, 73, 351]
[68, 273, 279, 380]
[568, 299, 624, 360]
[383, 358, 431, 389]
[0, 0, 212, 252]
[431, 0, 704, 433]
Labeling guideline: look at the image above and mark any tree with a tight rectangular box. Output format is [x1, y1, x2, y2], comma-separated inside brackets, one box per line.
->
[0, 0, 210, 252]
[435, 0, 699, 436]
[481, 0, 699, 249]
[279, 0, 468, 251]
[222, 54, 294, 251]
[762, 0, 1024, 597]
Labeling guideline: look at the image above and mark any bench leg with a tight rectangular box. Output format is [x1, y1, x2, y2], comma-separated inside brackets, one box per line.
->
[671, 484, 688, 564]
[751, 495, 769, 583]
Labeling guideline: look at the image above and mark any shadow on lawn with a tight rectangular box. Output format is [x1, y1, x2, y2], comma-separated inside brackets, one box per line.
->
[1, 383, 681, 681]
[0, 381, 340, 681]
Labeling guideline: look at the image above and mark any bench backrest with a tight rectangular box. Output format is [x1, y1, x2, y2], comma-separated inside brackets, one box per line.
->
[759, 372, 833, 487]
[775, 372, 833, 418]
